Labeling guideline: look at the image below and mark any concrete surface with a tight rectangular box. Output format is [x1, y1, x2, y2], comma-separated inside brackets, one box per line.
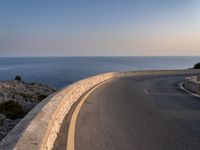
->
[184, 76, 200, 94]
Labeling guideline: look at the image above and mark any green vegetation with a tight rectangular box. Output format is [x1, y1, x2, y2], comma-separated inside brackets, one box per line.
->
[15, 92, 48, 102]
[193, 63, 200, 69]
[0, 101, 25, 119]
[15, 75, 22, 81]
[15, 92, 35, 100]
[37, 94, 48, 101]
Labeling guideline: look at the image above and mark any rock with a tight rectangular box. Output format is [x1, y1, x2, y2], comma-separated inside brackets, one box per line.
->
[0, 79, 56, 141]
[0, 114, 6, 125]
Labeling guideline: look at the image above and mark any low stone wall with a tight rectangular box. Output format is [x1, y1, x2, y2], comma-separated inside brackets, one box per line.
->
[0, 69, 200, 150]
[184, 76, 200, 94]
[0, 72, 116, 150]
[115, 69, 200, 78]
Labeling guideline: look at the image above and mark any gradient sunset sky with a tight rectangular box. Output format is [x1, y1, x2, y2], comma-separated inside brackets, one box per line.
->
[0, 0, 200, 56]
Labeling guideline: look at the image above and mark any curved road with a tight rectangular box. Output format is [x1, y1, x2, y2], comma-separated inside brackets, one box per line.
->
[76, 74, 200, 150]
[54, 74, 200, 150]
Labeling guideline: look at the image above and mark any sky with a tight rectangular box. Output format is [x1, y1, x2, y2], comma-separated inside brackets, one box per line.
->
[0, 0, 200, 56]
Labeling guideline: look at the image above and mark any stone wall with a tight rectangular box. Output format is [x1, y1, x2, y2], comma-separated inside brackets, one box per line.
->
[0, 72, 116, 150]
[184, 76, 200, 94]
[0, 69, 200, 150]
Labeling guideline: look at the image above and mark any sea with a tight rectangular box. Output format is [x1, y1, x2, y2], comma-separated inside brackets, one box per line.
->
[0, 56, 199, 88]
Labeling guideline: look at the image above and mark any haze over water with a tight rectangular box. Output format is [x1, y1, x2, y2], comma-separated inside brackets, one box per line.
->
[0, 56, 199, 88]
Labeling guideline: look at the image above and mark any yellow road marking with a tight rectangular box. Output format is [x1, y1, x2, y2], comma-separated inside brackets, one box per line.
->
[67, 80, 109, 150]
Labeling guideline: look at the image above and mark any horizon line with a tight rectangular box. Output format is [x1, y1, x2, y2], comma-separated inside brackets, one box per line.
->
[0, 55, 200, 58]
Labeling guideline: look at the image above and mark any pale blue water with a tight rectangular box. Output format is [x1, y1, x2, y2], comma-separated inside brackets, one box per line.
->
[0, 56, 199, 88]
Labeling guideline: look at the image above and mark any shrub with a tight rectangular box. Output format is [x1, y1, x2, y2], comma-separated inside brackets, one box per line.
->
[37, 94, 48, 101]
[15, 75, 22, 81]
[15, 92, 34, 99]
[0, 101, 25, 119]
[193, 63, 200, 69]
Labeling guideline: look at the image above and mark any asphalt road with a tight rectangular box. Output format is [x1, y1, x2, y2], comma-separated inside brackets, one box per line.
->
[75, 75, 200, 150]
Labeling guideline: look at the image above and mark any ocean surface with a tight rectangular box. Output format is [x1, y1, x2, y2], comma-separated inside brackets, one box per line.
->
[0, 56, 199, 88]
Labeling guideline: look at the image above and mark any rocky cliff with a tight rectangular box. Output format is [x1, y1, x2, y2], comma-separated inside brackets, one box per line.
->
[0, 79, 56, 140]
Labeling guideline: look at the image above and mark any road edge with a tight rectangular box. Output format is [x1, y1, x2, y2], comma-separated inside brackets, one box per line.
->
[67, 80, 110, 150]
[179, 82, 200, 98]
